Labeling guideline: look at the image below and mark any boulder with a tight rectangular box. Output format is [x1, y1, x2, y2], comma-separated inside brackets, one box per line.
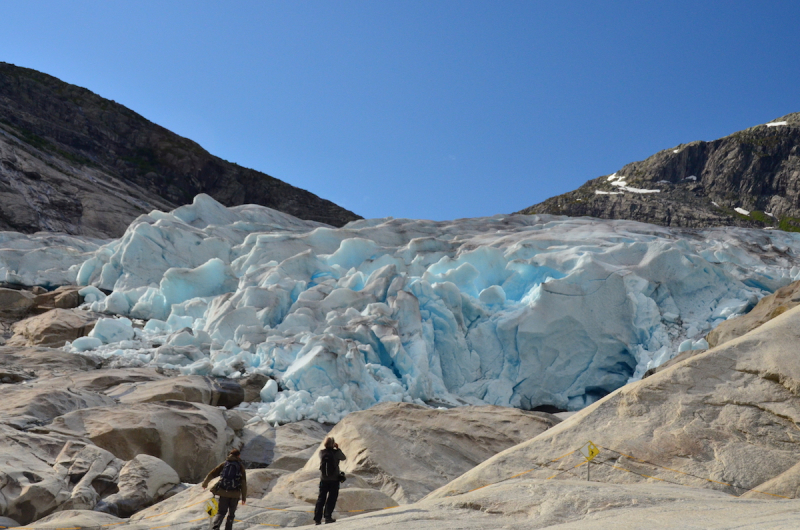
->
[0, 384, 116, 429]
[239, 419, 332, 470]
[335, 488, 398, 512]
[54, 440, 126, 499]
[224, 410, 246, 432]
[7, 309, 100, 347]
[45, 400, 233, 482]
[239, 373, 271, 402]
[268, 469, 375, 504]
[707, 278, 800, 348]
[263, 469, 396, 518]
[105, 375, 244, 408]
[430, 304, 800, 502]
[55, 443, 118, 511]
[0, 288, 35, 316]
[96, 455, 180, 517]
[0, 517, 20, 528]
[0, 425, 73, 524]
[244, 468, 288, 497]
[32, 286, 83, 310]
[301, 403, 561, 503]
[48, 367, 165, 392]
[0, 346, 101, 379]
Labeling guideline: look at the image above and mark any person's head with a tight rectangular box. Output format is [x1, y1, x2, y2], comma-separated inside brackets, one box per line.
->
[229, 448, 241, 458]
[324, 437, 336, 450]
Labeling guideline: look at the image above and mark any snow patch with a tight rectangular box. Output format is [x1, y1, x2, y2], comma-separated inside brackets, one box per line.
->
[766, 121, 788, 127]
[609, 178, 660, 194]
[620, 187, 660, 194]
[734, 207, 750, 216]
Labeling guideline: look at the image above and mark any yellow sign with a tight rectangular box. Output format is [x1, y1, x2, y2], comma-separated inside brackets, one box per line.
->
[580, 441, 599, 462]
[204, 498, 219, 517]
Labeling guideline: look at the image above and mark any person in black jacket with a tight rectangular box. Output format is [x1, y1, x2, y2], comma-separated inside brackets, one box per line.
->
[314, 436, 346, 524]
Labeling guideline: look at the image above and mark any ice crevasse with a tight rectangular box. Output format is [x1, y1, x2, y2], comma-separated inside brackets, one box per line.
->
[37, 194, 800, 424]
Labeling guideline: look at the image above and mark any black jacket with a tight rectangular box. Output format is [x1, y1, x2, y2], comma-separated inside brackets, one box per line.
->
[319, 448, 346, 481]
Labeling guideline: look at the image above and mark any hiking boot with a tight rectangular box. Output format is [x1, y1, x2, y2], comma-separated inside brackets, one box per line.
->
[324, 517, 336, 523]
[314, 521, 321, 526]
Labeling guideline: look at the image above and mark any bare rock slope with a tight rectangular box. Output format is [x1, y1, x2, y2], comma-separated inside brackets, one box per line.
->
[428, 303, 800, 503]
[123, 402, 561, 530]
[320, 302, 800, 529]
[519, 113, 800, 230]
[0, 62, 360, 237]
[299, 402, 561, 503]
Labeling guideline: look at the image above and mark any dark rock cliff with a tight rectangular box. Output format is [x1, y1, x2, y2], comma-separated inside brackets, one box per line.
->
[519, 113, 800, 230]
[0, 62, 360, 237]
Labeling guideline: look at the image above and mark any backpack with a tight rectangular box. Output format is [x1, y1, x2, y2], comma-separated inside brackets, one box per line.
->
[319, 450, 337, 480]
[218, 460, 242, 491]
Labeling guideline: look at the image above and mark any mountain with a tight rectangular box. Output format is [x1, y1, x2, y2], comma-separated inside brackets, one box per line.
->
[518, 113, 800, 231]
[0, 62, 360, 238]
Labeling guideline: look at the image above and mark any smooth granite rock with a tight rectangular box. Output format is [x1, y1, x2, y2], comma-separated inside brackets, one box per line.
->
[45, 400, 233, 482]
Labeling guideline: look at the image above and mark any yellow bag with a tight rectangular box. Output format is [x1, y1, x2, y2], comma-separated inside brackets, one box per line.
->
[204, 497, 219, 518]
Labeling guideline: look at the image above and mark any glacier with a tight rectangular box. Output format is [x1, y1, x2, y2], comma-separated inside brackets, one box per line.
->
[3, 194, 800, 424]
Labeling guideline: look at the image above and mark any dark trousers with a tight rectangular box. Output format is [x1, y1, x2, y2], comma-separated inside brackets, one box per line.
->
[314, 480, 340, 521]
[213, 496, 238, 530]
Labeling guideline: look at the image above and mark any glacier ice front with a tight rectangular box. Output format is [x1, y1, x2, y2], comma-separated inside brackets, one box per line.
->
[34, 194, 800, 423]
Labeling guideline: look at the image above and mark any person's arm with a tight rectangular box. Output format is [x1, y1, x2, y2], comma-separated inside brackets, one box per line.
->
[202, 462, 224, 489]
[336, 448, 346, 461]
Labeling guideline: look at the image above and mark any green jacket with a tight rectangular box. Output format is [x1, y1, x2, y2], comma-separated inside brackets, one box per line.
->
[202, 455, 247, 500]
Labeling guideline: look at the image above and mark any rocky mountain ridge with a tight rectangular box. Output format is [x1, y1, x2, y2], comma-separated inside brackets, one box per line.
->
[0, 62, 360, 237]
[519, 112, 800, 230]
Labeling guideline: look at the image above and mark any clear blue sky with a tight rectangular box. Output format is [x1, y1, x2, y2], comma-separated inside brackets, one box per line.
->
[2, 2, 799, 221]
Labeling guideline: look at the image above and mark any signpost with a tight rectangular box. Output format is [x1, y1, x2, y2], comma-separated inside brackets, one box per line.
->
[579, 441, 599, 481]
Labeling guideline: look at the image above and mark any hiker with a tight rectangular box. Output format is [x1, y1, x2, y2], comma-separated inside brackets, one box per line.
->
[314, 436, 346, 525]
[202, 448, 247, 530]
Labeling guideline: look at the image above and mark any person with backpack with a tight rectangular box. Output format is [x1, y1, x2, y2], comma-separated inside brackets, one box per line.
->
[314, 436, 346, 525]
[202, 448, 248, 530]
